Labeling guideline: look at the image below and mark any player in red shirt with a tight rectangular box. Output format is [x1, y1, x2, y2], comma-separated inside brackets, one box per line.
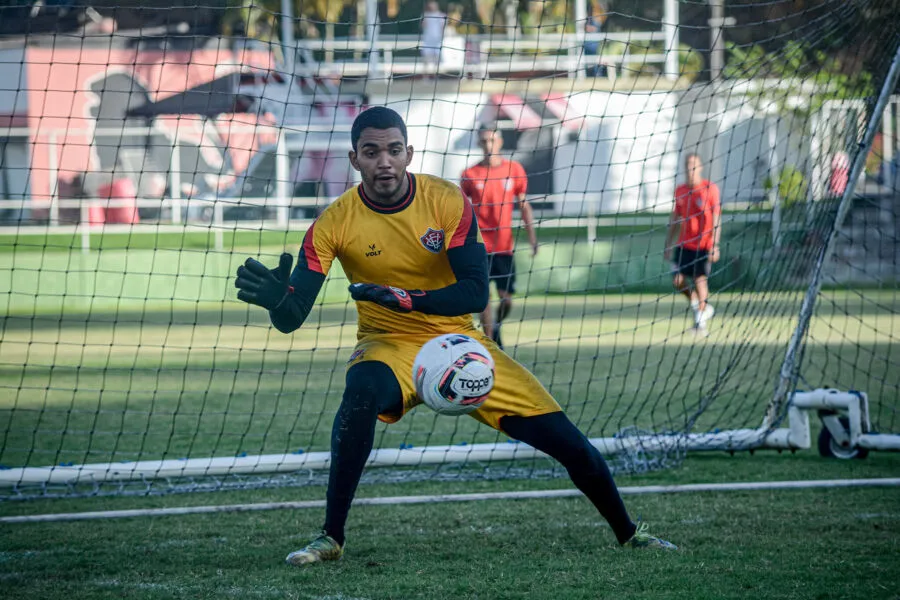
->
[460, 123, 538, 349]
[664, 153, 722, 334]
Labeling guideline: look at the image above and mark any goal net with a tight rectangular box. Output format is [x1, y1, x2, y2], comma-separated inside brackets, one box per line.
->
[0, 0, 897, 499]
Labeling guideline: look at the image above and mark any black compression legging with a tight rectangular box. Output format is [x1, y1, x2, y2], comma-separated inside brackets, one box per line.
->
[323, 361, 403, 546]
[322, 361, 637, 547]
[500, 412, 637, 544]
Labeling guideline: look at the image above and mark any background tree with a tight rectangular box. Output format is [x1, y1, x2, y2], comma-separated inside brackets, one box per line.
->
[223, 1, 355, 43]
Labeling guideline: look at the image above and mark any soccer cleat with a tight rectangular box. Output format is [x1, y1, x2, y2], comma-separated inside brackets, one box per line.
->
[625, 520, 678, 550]
[688, 307, 709, 338]
[285, 533, 344, 566]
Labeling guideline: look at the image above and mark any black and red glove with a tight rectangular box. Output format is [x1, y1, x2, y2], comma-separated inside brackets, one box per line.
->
[348, 283, 423, 313]
[235, 252, 294, 310]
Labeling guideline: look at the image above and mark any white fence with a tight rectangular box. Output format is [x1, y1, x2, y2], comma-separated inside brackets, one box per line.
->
[289, 32, 670, 80]
[0, 195, 777, 255]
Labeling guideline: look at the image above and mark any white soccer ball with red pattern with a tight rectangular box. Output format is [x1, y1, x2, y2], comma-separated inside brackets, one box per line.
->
[413, 334, 495, 416]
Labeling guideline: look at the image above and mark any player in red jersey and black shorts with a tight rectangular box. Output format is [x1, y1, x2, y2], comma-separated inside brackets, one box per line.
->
[460, 123, 538, 349]
[664, 153, 722, 334]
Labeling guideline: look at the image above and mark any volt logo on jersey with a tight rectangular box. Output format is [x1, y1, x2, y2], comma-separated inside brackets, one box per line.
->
[365, 243, 382, 257]
[419, 227, 445, 254]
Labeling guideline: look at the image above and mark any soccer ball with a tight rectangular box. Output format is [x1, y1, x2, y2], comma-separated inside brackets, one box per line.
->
[413, 334, 495, 416]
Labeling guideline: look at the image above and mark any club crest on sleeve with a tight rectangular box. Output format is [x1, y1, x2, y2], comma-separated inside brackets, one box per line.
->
[419, 227, 445, 254]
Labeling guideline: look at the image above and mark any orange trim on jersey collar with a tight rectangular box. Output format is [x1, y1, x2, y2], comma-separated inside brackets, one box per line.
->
[358, 173, 416, 214]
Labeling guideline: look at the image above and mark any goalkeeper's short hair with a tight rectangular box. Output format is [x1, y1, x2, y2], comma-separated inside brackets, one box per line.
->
[351, 106, 408, 151]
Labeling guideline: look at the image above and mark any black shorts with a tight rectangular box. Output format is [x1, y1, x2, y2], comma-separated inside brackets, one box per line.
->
[488, 253, 516, 294]
[673, 247, 711, 279]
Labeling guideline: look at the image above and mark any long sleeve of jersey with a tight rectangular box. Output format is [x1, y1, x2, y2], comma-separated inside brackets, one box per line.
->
[409, 242, 489, 316]
[268, 267, 326, 333]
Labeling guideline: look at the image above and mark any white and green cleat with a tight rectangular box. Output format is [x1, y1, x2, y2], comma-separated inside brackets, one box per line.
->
[626, 521, 678, 550]
[285, 533, 344, 566]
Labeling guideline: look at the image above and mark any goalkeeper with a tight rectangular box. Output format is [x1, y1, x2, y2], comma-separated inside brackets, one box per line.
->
[235, 107, 676, 566]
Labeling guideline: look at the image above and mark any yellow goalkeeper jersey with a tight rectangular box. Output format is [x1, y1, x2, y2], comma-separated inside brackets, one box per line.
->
[298, 172, 483, 338]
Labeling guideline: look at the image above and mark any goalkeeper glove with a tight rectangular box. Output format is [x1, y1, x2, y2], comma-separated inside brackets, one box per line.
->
[348, 283, 422, 313]
[235, 252, 294, 310]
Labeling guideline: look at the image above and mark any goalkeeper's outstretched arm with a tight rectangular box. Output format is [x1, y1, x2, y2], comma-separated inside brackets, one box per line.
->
[269, 267, 326, 333]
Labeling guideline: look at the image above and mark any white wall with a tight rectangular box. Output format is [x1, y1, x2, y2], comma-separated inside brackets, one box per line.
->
[390, 94, 485, 183]
[676, 84, 810, 206]
[555, 91, 680, 216]
[387, 90, 682, 216]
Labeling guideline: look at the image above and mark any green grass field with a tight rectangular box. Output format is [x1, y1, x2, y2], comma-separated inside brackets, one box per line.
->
[3, 290, 897, 469]
[0, 221, 771, 313]
[1, 232, 898, 599]
[1, 453, 898, 600]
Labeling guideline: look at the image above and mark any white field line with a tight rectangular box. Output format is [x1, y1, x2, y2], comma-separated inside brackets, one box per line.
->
[3, 478, 899, 524]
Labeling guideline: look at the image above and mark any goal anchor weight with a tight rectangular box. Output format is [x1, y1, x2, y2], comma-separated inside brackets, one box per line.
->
[778, 388, 900, 459]
[816, 411, 868, 460]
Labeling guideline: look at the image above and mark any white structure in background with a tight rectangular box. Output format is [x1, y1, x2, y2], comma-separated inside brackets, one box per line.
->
[440, 24, 467, 73]
[225, 88, 896, 221]
[207, 71, 362, 221]
[360, 91, 680, 216]
[555, 92, 679, 216]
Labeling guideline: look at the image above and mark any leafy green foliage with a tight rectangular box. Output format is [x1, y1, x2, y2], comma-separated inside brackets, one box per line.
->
[724, 40, 875, 115]
[222, 0, 355, 40]
[623, 42, 705, 81]
[764, 165, 809, 208]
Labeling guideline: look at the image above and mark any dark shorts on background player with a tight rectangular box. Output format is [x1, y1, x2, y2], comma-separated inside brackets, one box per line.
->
[488, 253, 516, 294]
[674, 247, 711, 278]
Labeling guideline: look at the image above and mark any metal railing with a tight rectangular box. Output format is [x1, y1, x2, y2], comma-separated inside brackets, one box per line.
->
[0, 196, 322, 251]
[0, 123, 350, 226]
[0, 195, 775, 253]
[290, 32, 670, 79]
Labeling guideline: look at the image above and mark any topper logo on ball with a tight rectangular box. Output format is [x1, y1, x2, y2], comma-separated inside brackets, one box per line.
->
[458, 377, 492, 392]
